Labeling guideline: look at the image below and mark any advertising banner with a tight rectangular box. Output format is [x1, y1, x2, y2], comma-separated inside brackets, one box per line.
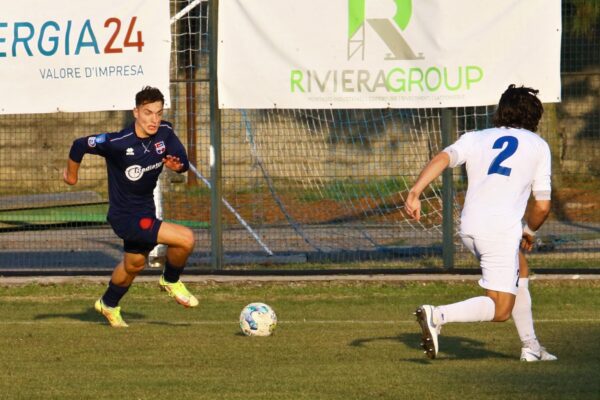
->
[0, 0, 171, 114]
[218, 0, 561, 109]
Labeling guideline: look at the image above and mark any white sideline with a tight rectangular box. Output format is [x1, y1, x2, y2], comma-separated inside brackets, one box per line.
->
[0, 318, 598, 326]
[1, 274, 600, 285]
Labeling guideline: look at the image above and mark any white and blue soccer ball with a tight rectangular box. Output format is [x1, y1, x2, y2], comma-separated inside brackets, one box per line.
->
[239, 302, 277, 337]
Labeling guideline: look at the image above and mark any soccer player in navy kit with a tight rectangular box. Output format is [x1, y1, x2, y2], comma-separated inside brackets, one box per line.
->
[406, 85, 557, 361]
[63, 86, 198, 327]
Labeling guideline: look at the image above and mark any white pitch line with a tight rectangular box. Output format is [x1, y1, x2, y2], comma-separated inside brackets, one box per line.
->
[3, 274, 600, 285]
[0, 319, 598, 326]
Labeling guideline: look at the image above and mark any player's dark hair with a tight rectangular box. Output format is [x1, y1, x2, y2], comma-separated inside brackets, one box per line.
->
[135, 86, 164, 107]
[493, 84, 544, 132]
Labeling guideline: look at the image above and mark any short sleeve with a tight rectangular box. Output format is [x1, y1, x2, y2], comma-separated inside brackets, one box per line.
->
[68, 133, 109, 162]
[165, 128, 190, 173]
[443, 132, 474, 168]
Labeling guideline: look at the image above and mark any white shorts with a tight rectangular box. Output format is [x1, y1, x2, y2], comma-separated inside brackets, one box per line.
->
[460, 233, 520, 295]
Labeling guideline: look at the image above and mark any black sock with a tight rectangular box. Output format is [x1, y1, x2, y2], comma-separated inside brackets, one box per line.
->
[101, 280, 130, 308]
[162, 261, 184, 283]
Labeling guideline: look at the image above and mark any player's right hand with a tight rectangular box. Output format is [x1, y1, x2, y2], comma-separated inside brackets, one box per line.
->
[63, 168, 77, 185]
[405, 191, 421, 221]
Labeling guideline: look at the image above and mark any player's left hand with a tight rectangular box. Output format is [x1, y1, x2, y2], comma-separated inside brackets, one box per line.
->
[520, 233, 535, 252]
[163, 155, 183, 172]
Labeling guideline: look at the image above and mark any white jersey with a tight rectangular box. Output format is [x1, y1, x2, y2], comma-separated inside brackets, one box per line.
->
[444, 127, 551, 238]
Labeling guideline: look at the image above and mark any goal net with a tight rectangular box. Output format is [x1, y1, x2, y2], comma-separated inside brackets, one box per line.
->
[205, 106, 494, 262]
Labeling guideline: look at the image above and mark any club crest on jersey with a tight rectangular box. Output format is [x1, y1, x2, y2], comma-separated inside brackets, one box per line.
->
[88, 134, 107, 147]
[154, 141, 166, 155]
[126, 148, 134, 156]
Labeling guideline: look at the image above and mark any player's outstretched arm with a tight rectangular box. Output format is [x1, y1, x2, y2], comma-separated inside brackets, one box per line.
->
[63, 158, 81, 185]
[405, 152, 450, 221]
[64, 135, 102, 185]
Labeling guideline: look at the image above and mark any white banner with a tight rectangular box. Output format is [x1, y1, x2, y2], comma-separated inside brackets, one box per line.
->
[0, 0, 171, 114]
[218, 0, 561, 109]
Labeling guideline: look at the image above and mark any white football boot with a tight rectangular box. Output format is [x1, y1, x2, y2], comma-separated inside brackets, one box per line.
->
[520, 346, 558, 362]
[415, 305, 441, 359]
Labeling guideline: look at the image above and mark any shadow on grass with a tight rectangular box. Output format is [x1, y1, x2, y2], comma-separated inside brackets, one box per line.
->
[350, 332, 512, 362]
[143, 320, 193, 327]
[34, 308, 195, 327]
[34, 307, 143, 323]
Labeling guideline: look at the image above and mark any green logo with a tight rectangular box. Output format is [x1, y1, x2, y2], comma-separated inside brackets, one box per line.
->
[289, 1, 485, 95]
[347, 0, 422, 60]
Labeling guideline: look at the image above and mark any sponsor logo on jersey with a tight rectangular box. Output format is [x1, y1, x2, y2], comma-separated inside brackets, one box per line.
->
[126, 147, 134, 156]
[125, 161, 163, 181]
[88, 137, 96, 147]
[154, 141, 166, 155]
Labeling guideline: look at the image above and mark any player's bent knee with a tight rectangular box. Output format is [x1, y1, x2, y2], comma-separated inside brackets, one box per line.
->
[493, 309, 512, 322]
[123, 256, 146, 275]
[180, 227, 195, 253]
[124, 263, 145, 275]
[493, 314, 511, 322]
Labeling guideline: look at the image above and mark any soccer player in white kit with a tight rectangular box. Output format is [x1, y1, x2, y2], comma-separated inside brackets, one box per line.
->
[405, 85, 557, 361]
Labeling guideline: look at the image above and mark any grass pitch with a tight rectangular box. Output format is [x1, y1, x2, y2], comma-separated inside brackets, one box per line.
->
[0, 279, 598, 400]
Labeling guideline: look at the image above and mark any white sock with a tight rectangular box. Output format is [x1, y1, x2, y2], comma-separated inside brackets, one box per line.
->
[437, 296, 495, 324]
[512, 278, 540, 350]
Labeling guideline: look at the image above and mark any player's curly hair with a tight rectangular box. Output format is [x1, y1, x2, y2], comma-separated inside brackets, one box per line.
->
[492, 84, 544, 132]
[136, 86, 165, 107]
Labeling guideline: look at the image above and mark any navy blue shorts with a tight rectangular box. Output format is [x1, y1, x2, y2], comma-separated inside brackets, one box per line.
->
[108, 215, 162, 254]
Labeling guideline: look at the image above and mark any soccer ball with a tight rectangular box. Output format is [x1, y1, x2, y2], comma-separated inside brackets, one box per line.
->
[239, 302, 277, 337]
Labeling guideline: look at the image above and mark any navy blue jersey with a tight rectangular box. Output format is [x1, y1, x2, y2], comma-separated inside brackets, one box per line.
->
[69, 121, 189, 218]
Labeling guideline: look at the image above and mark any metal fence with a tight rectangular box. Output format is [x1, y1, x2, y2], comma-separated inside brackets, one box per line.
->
[0, 0, 598, 273]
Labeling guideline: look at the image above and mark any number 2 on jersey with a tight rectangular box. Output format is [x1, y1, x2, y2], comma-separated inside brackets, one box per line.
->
[487, 136, 519, 176]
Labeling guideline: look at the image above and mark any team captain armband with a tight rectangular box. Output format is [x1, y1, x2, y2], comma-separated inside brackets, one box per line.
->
[443, 147, 460, 168]
[532, 190, 551, 200]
